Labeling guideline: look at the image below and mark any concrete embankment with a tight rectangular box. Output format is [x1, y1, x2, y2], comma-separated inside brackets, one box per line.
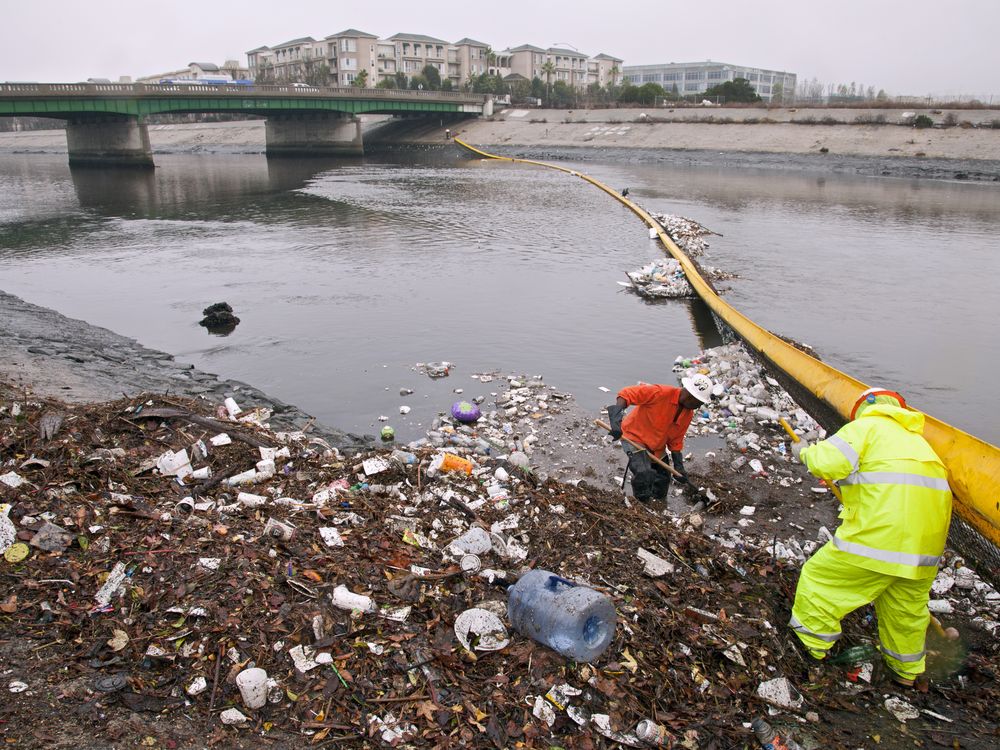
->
[3, 107, 999, 175]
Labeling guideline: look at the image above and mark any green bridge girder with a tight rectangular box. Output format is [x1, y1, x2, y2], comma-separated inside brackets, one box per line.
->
[0, 83, 487, 120]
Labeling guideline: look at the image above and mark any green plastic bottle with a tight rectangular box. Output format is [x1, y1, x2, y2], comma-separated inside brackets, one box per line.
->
[828, 643, 879, 665]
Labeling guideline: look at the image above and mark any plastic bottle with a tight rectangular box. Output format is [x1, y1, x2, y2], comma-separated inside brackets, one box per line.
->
[635, 719, 674, 747]
[828, 643, 879, 665]
[751, 718, 803, 750]
[506, 569, 617, 662]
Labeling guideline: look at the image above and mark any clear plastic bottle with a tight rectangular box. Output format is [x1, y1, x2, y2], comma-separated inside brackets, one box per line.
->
[635, 719, 674, 746]
[751, 718, 803, 750]
[506, 569, 617, 662]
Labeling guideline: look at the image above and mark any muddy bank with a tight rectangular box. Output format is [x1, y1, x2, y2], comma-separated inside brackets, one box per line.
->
[0, 289, 364, 450]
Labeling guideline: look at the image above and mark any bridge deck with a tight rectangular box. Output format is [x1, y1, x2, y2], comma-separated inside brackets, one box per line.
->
[0, 83, 488, 118]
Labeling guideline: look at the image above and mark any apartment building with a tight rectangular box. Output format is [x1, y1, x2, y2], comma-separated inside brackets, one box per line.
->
[324, 29, 379, 86]
[136, 61, 250, 84]
[591, 54, 624, 88]
[452, 38, 490, 84]
[622, 60, 796, 102]
[247, 30, 623, 90]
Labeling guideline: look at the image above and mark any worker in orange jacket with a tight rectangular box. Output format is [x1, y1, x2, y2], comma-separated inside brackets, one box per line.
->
[607, 374, 713, 501]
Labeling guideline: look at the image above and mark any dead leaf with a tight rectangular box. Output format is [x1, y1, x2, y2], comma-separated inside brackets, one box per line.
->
[621, 648, 639, 673]
[415, 700, 437, 724]
[107, 629, 130, 652]
[0, 595, 17, 613]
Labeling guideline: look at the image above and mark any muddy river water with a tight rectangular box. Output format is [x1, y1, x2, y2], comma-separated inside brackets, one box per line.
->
[0, 151, 997, 444]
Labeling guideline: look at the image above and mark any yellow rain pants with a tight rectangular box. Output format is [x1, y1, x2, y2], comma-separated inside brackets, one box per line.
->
[790, 542, 932, 680]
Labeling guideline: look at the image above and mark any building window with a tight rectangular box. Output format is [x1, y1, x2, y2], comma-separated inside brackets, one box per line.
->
[643, 74, 660, 83]
[760, 85, 771, 94]
[343, 73, 355, 84]
[685, 70, 705, 80]
[685, 82, 700, 91]
[707, 71, 722, 79]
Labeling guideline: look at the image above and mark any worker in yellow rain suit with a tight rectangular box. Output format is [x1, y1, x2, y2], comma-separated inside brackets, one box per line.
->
[789, 388, 952, 686]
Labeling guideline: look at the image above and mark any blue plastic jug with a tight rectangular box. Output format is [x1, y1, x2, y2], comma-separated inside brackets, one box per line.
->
[507, 569, 617, 662]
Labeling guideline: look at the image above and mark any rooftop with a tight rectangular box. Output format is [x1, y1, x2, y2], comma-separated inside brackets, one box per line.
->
[547, 47, 589, 57]
[593, 53, 623, 62]
[454, 37, 489, 47]
[326, 28, 378, 39]
[507, 44, 546, 53]
[189, 62, 220, 71]
[388, 32, 450, 44]
[272, 37, 317, 48]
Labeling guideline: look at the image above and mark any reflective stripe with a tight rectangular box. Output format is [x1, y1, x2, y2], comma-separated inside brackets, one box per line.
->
[839, 471, 950, 492]
[832, 536, 940, 568]
[788, 615, 841, 643]
[881, 645, 925, 663]
[827, 435, 859, 472]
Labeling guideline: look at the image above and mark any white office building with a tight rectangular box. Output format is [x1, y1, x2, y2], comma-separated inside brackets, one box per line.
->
[622, 60, 796, 103]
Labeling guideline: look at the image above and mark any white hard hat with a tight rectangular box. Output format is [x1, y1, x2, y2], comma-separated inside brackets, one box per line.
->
[681, 374, 713, 404]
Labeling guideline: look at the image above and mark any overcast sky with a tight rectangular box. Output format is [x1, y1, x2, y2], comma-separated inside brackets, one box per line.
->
[3, 0, 997, 96]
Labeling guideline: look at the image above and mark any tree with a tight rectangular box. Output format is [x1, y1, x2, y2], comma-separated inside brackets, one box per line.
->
[540, 60, 556, 105]
[771, 82, 784, 105]
[303, 61, 330, 87]
[876, 88, 889, 102]
[394, 71, 407, 89]
[530, 76, 545, 100]
[255, 63, 276, 85]
[375, 77, 395, 89]
[353, 69, 368, 88]
[551, 80, 575, 107]
[703, 77, 761, 103]
[409, 74, 429, 90]
[441, 79, 454, 91]
[421, 64, 441, 91]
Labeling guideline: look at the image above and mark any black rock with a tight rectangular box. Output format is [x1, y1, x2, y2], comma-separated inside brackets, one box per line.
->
[202, 301, 233, 317]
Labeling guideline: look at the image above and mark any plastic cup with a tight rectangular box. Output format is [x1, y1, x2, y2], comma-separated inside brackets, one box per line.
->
[235, 667, 268, 709]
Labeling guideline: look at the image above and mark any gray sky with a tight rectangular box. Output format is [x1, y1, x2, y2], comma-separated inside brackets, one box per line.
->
[2, 0, 997, 96]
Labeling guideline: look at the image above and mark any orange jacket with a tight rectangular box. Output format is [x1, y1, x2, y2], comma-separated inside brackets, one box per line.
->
[618, 384, 694, 455]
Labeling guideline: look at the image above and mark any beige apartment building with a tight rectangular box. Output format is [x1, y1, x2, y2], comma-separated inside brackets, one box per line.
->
[247, 31, 622, 90]
[492, 45, 623, 88]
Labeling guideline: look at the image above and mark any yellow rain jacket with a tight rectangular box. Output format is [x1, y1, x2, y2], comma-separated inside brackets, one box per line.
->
[800, 402, 952, 580]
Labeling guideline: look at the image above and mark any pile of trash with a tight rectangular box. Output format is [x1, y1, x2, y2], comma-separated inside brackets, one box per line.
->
[1, 379, 998, 749]
[407, 372, 568, 466]
[621, 259, 735, 300]
[623, 215, 737, 300]
[649, 214, 717, 258]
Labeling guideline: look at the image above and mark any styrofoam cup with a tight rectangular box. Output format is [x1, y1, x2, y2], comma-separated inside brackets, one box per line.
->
[235, 667, 268, 709]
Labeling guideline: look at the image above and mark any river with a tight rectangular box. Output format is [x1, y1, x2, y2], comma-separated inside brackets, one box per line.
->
[0, 151, 997, 445]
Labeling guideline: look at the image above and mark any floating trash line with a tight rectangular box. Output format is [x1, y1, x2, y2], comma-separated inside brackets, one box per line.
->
[454, 137, 1000, 556]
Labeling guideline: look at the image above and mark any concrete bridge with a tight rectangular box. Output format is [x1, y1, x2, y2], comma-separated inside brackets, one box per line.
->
[0, 82, 492, 167]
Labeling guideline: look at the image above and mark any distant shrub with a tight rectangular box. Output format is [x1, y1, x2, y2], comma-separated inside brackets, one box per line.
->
[820, 116, 841, 125]
[913, 115, 934, 129]
[959, 120, 974, 129]
[792, 116, 816, 125]
[854, 113, 887, 124]
[943, 113, 958, 127]
[529, 118, 548, 124]
[989, 119, 1000, 129]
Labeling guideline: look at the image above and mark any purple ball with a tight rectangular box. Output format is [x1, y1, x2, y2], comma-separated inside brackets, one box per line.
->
[451, 400, 481, 423]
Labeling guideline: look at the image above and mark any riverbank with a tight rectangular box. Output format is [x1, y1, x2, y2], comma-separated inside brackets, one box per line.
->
[3, 108, 1000, 181]
[0, 289, 364, 450]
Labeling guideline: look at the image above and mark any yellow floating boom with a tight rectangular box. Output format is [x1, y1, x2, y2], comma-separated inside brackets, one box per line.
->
[455, 137, 1000, 548]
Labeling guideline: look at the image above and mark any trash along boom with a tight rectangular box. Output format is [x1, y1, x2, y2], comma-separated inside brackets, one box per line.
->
[454, 137, 1000, 553]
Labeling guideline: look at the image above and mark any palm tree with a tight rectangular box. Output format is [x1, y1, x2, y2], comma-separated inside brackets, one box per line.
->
[541, 60, 556, 106]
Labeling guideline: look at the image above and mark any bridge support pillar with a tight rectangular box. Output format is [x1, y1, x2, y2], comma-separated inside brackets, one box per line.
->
[265, 112, 363, 157]
[66, 116, 154, 168]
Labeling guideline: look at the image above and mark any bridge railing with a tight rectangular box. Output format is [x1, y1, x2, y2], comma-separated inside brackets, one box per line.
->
[0, 82, 488, 104]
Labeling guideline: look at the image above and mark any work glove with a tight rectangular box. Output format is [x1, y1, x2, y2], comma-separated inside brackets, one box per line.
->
[791, 440, 810, 463]
[606, 404, 625, 440]
[670, 451, 689, 484]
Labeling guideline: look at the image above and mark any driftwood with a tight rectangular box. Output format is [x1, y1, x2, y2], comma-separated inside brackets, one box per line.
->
[134, 407, 271, 449]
